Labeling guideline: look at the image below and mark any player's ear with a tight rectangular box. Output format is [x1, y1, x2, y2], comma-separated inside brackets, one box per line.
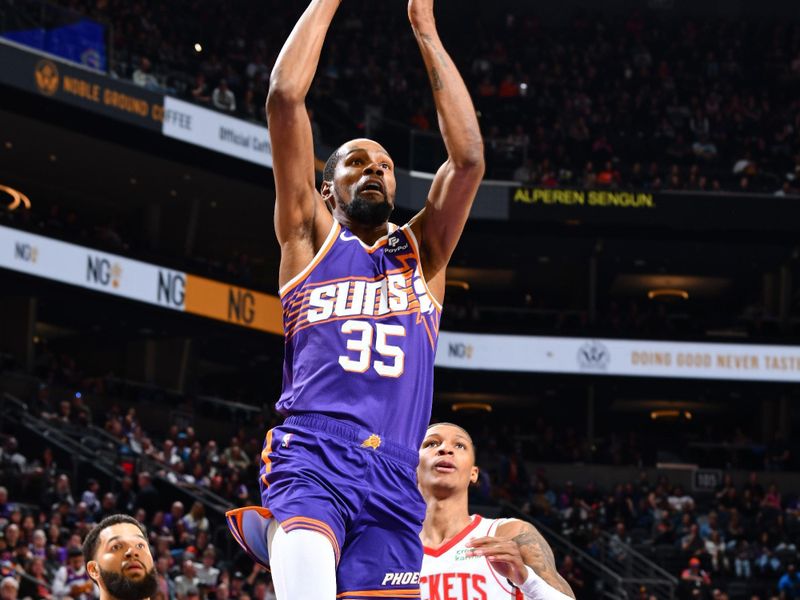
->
[470, 466, 479, 485]
[86, 560, 100, 585]
[321, 181, 336, 213]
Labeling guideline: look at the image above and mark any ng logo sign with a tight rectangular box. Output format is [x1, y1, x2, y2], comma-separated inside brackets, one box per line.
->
[14, 242, 38, 263]
[86, 256, 122, 288]
[447, 342, 474, 360]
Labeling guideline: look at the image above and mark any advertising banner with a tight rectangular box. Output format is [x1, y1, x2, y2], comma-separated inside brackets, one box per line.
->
[0, 225, 282, 334]
[436, 331, 800, 383]
[3, 223, 799, 383]
[162, 97, 273, 168]
[508, 186, 800, 231]
[0, 40, 163, 131]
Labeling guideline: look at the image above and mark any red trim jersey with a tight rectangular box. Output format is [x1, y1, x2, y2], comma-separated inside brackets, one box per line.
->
[421, 515, 523, 600]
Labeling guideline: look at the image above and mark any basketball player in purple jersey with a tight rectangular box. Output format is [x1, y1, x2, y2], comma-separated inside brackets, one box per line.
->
[225, 0, 484, 598]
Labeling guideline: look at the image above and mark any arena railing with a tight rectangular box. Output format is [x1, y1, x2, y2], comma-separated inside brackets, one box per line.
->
[1, 390, 240, 562]
[596, 530, 679, 600]
[2, 391, 123, 485]
[4, 385, 236, 515]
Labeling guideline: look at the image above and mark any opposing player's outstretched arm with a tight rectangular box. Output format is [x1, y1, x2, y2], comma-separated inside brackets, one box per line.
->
[268, 0, 337, 281]
[407, 0, 485, 299]
[467, 520, 576, 599]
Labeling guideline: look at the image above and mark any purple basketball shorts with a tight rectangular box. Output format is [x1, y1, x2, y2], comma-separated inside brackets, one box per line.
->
[227, 414, 426, 599]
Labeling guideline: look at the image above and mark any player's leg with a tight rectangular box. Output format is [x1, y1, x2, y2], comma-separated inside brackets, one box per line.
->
[336, 453, 427, 599]
[269, 523, 337, 600]
[228, 421, 365, 598]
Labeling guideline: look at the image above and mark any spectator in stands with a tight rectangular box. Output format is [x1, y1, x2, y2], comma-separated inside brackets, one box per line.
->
[251, 578, 276, 600]
[513, 158, 537, 184]
[184, 586, 200, 600]
[80, 480, 101, 516]
[115, 478, 136, 515]
[163, 503, 184, 538]
[132, 58, 160, 91]
[154, 556, 172, 600]
[229, 572, 246, 600]
[204, 441, 220, 465]
[0, 577, 18, 600]
[180, 503, 208, 538]
[215, 583, 230, 600]
[779, 564, 800, 599]
[52, 547, 92, 600]
[94, 494, 117, 523]
[194, 547, 218, 589]
[681, 557, 712, 595]
[212, 80, 236, 113]
[743, 472, 765, 500]
[705, 531, 728, 575]
[733, 540, 753, 579]
[559, 555, 584, 595]
[681, 523, 705, 558]
[191, 74, 211, 105]
[134, 473, 159, 521]
[0, 489, 13, 524]
[43, 475, 74, 512]
[157, 441, 179, 467]
[30, 529, 48, 559]
[18, 556, 50, 600]
[699, 511, 720, 541]
[609, 522, 631, 564]
[755, 532, 782, 577]
[762, 483, 784, 524]
[668, 486, 695, 513]
[222, 441, 249, 472]
[173, 559, 199, 600]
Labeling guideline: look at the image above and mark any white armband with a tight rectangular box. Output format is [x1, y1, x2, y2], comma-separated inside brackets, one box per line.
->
[513, 566, 573, 600]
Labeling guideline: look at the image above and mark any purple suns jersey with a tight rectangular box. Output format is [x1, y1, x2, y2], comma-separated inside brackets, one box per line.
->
[276, 220, 442, 451]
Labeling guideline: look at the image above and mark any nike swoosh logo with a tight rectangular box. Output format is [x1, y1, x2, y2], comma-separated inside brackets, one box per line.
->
[339, 233, 360, 242]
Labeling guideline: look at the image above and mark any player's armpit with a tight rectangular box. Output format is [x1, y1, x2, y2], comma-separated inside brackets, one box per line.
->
[497, 520, 577, 599]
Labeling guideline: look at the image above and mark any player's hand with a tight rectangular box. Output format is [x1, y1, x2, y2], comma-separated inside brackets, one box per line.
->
[466, 535, 528, 586]
[407, 0, 434, 27]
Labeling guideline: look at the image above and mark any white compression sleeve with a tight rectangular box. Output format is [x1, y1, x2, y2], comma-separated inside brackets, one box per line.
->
[516, 566, 574, 600]
[269, 525, 337, 600]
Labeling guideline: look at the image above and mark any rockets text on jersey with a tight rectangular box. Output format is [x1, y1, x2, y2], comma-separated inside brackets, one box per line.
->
[421, 515, 522, 600]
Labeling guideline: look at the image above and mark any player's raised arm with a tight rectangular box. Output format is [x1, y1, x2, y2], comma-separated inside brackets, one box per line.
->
[407, 0, 485, 300]
[268, 0, 338, 281]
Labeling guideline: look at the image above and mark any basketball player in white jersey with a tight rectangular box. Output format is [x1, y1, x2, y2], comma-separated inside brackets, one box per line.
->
[418, 423, 575, 600]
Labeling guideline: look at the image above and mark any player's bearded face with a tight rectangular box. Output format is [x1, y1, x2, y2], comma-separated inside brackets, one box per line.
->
[337, 182, 394, 226]
[98, 566, 158, 600]
[346, 191, 393, 225]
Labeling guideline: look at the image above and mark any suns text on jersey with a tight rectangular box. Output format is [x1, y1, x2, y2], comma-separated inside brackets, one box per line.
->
[304, 268, 435, 325]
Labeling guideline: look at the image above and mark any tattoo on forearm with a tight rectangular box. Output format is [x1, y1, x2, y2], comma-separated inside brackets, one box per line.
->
[429, 67, 444, 91]
[513, 528, 576, 598]
[420, 33, 450, 77]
